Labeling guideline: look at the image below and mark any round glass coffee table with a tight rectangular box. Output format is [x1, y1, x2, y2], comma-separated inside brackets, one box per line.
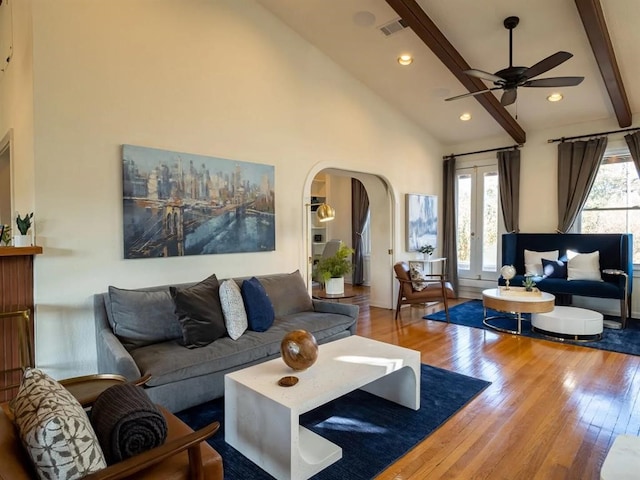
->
[482, 287, 555, 335]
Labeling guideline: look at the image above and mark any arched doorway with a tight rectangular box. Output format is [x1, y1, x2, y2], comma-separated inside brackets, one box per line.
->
[303, 168, 395, 309]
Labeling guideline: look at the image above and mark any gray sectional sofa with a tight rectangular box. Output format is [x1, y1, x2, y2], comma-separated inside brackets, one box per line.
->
[94, 271, 358, 412]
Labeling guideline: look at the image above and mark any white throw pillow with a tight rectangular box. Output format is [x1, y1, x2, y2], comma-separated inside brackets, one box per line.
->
[11, 368, 107, 479]
[567, 250, 603, 281]
[524, 249, 559, 276]
[219, 279, 248, 340]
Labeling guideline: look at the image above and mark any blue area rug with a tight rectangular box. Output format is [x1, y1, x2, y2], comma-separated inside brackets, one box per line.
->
[176, 364, 490, 480]
[425, 299, 640, 356]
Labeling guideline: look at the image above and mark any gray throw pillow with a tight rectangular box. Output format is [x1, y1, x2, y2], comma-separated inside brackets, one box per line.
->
[219, 279, 248, 340]
[258, 270, 313, 317]
[170, 273, 227, 348]
[108, 286, 183, 349]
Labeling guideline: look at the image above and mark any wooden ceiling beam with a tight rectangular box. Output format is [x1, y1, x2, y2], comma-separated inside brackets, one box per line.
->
[575, 0, 632, 127]
[385, 0, 526, 144]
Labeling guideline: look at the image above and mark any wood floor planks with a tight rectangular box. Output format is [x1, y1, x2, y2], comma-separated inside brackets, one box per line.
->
[341, 288, 640, 479]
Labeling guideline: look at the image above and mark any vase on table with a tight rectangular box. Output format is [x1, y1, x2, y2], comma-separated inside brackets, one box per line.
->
[325, 277, 344, 295]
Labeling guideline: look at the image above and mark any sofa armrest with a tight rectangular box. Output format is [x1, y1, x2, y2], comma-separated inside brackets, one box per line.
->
[312, 300, 359, 335]
[312, 300, 359, 319]
[94, 293, 141, 380]
[96, 328, 141, 381]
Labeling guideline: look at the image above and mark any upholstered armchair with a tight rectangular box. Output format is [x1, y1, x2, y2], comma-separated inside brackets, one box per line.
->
[394, 261, 455, 321]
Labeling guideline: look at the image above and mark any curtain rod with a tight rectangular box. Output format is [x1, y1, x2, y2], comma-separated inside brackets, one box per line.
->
[547, 126, 640, 144]
[442, 144, 521, 160]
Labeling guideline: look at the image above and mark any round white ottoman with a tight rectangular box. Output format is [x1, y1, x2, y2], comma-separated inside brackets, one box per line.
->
[531, 306, 603, 340]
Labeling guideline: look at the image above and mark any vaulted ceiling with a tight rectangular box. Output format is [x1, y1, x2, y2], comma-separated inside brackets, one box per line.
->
[257, 0, 639, 146]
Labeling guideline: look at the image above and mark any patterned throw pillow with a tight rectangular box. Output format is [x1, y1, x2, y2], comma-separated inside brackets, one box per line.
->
[11, 368, 107, 480]
[409, 264, 428, 291]
[219, 279, 248, 340]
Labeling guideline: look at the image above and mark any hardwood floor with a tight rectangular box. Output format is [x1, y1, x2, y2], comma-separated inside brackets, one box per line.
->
[338, 285, 640, 479]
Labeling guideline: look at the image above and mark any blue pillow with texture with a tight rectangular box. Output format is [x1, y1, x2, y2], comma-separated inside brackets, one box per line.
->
[542, 258, 567, 279]
[241, 277, 275, 332]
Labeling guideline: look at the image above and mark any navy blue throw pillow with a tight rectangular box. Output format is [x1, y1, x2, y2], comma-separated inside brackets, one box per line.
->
[241, 277, 275, 332]
[542, 258, 567, 279]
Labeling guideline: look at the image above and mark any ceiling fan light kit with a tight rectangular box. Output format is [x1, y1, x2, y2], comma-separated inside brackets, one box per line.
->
[445, 16, 584, 106]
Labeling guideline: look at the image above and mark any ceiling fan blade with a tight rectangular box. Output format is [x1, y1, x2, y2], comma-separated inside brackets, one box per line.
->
[501, 89, 517, 106]
[524, 51, 573, 80]
[523, 76, 585, 87]
[463, 69, 506, 84]
[444, 87, 502, 102]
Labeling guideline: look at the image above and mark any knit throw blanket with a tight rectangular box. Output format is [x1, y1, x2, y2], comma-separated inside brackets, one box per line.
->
[90, 383, 168, 465]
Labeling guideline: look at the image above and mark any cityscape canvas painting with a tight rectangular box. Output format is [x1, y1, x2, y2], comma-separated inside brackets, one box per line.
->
[406, 193, 437, 252]
[122, 145, 275, 259]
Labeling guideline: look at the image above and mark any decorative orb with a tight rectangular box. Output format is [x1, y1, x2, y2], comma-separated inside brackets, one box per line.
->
[500, 265, 516, 280]
[280, 330, 318, 371]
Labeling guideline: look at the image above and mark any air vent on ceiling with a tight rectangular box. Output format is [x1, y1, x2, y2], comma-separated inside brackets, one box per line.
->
[379, 18, 408, 36]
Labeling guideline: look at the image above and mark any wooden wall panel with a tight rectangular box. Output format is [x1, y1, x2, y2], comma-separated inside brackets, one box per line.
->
[0, 246, 41, 401]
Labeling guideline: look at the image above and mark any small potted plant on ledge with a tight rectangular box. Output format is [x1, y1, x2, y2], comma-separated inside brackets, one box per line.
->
[315, 243, 355, 295]
[14, 212, 33, 247]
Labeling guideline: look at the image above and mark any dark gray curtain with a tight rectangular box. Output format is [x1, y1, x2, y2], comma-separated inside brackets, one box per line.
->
[442, 156, 458, 296]
[497, 149, 520, 233]
[557, 137, 607, 233]
[626, 131, 640, 176]
[351, 178, 369, 285]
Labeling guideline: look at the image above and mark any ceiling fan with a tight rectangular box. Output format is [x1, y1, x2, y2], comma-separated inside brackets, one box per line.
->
[445, 16, 584, 106]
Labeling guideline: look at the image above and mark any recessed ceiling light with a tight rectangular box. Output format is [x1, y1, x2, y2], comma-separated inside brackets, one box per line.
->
[547, 93, 563, 102]
[397, 54, 413, 66]
[460, 113, 472, 121]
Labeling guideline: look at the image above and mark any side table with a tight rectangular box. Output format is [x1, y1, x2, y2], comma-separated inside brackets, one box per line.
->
[603, 269, 630, 329]
[312, 292, 356, 302]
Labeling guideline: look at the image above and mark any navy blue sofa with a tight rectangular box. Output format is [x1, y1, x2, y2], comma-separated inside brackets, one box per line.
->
[500, 233, 633, 326]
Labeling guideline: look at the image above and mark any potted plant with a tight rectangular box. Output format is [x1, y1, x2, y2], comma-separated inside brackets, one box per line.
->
[418, 244, 434, 260]
[14, 212, 33, 247]
[523, 275, 536, 292]
[1, 225, 11, 246]
[315, 243, 354, 295]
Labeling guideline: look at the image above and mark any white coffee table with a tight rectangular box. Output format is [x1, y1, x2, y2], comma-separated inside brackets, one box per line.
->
[482, 287, 555, 335]
[224, 335, 421, 480]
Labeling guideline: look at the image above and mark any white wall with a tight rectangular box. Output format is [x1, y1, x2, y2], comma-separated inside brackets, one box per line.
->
[0, 0, 34, 217]
[21, 0, 443, 378]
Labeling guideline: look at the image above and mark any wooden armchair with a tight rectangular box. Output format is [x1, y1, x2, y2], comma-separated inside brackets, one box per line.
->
[394, 261, 455, 321]
[0, 374, 223, 480]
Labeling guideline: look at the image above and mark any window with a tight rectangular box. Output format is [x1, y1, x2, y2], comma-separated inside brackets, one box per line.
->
[579, 148, 640, 262]
[456, 163, 504, 280]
